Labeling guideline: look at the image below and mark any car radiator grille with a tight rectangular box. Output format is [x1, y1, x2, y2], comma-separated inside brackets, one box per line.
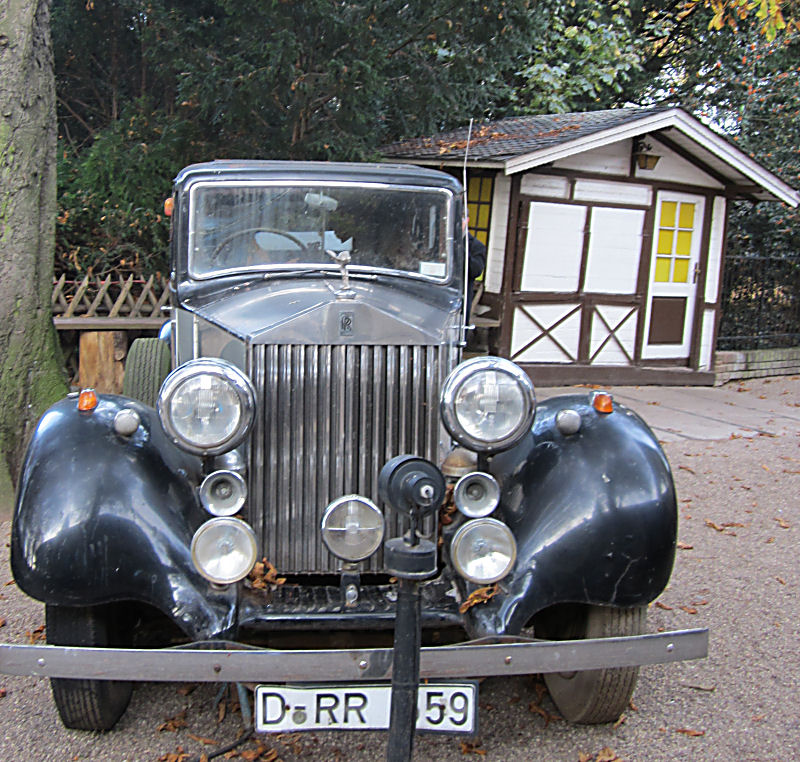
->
[247, 344, 456, 573]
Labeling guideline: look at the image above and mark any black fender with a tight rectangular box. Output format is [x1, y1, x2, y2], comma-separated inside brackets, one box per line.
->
[11, 395, 237, 640]
[465, 393, 676, 638]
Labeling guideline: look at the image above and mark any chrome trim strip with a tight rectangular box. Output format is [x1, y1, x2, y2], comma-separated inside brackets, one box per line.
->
[0, 628, 708, 683]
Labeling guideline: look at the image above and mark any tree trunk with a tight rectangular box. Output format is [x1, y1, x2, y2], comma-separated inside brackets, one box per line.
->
[0, 0, 67, 497]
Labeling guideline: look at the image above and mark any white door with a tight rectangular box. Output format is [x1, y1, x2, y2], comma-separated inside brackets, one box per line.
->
[641, 192, 705, 360]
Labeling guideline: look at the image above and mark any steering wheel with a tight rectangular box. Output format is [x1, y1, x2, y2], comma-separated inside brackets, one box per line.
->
[210, 227, 309, 262]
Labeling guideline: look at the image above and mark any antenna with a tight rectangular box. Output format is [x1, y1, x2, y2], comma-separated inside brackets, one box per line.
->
[461, 118, 474, 342]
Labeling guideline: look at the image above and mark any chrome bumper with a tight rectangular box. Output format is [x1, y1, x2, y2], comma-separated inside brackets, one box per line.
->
[1, 628, 707, 682]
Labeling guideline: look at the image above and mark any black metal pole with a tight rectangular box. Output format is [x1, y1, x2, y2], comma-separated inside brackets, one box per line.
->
[386, 577, 421, 762]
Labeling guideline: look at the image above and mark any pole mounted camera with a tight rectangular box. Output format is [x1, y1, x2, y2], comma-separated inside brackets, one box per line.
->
[379, 455, 445, 578]
[378, 455, 446, 762]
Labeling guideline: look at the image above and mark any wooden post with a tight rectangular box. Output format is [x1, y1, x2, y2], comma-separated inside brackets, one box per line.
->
[78, 332, 128, 393]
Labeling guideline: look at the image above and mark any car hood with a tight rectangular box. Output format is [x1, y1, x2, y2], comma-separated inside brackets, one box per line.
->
[184, 276, 461, 345]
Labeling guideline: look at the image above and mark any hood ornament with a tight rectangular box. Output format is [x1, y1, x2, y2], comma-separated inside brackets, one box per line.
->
[326, 249, 355, 299]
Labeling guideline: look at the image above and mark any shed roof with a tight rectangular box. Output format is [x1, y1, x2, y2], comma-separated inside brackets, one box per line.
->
[381, 107, 799, 206]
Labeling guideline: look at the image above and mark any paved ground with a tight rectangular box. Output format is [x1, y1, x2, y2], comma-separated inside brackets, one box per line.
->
[539, 374, 800, 442]
[1, 376, 798, 761]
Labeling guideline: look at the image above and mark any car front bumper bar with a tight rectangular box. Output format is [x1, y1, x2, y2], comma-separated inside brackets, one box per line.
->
[1, 628, 707, 683]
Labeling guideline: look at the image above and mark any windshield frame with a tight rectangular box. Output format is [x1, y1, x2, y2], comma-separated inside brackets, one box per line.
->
[186, 179, 456, 284]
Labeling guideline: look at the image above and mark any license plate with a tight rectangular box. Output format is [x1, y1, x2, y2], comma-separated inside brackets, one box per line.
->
[255, 682, 477, 734]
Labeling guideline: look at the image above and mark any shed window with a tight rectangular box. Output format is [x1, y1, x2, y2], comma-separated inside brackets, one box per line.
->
[654, 200, 696, 283]
[467, 173, 494, 247]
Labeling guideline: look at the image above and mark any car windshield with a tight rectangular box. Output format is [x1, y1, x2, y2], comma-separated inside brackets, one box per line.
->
[189, 181, 453, 280]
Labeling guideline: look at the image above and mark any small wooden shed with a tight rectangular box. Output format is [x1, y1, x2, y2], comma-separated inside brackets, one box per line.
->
[382, 107, 799, 384]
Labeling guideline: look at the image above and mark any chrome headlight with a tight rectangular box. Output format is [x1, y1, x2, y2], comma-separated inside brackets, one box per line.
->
[450, 518, 517, 584]
[158, 359, 255, 455]
[191, 517, 257, 584]
[440, 357, 535, 452]
[321, 495, 385, 562]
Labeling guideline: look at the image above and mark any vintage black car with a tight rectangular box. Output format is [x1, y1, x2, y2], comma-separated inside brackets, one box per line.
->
[3, 162, 706, 743]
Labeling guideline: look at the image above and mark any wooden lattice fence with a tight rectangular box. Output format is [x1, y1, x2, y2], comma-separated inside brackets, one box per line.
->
[52, 274, 169, 330]
[51, 275, 169, 389]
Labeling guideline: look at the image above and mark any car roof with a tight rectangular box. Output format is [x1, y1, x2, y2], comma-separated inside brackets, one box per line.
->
[174, 160, 462, 192]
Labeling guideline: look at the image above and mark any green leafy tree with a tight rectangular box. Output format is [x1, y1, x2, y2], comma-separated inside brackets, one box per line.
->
[52, 0, 653, 277]
[624, 4, 799, 260]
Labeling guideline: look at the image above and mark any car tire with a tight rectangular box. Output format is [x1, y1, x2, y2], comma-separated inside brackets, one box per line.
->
[46, 604, 133, 731]
[542, 604, 646, 724]
[123, 337, 171, 407]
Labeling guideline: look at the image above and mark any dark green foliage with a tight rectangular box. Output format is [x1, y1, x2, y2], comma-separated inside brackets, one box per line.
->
[624, 6, 799, 261]
[53, 0, 647, 277]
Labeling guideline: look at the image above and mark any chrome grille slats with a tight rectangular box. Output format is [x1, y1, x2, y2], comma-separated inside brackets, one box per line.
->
[249, 343, 452, 573]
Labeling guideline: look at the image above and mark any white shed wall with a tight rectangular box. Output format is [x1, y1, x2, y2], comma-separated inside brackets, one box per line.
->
[511, 303, 581, 363]
[552, 139, 631, 176]
[705, 196, 727, 304]
[521, 202, 586, 292]
[484, 173, 512, 294]
[634, 138, 725, 188]
[583, 207, 645, 295]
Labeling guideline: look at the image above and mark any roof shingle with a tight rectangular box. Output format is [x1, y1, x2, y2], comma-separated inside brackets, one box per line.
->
[381, 107, 670, 162]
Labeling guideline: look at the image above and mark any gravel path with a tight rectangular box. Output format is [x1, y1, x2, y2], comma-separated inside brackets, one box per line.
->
[1, 379, 798, 761]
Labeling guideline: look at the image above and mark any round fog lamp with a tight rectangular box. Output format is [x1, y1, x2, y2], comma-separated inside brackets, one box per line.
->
[321, 495, 384, 562]
[191, 517, 257, 584]
[199, 470, 247, 516]
[450, 518, 517, 584]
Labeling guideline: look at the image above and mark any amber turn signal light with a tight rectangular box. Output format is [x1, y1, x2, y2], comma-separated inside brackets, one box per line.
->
[164, 197, 174, 217]
[592, 392, 614, 414]
[77, 388, 98, 412]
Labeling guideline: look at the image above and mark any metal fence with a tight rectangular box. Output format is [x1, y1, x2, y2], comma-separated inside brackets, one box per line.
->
[717, 255, 800, 351]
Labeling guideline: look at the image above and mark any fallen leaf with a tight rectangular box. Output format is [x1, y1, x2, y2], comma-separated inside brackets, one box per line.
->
[774, 517, 790, 529]
[0, 688, 7, 698]
[529, 701, 561, 727]
[681, 683, 716, 692]
[721, 522, 745, 528]
[766, 537, 775, 544]
[3, 580, 15, 587]
[679, 606, 698, 615]
[177, 683, 198, 696]
[247, 558, 286, 590]
[676, 728, 705, 737]
[459, 583, 500, 614]
[679, 465, 696, 475]
[217, 700, 226, 724]
[460, 740, 487, 755]
[761, 464, 771, 472]
[578, 754, 593, 762]
[187, 732, 217, 746]
[159, 747, 191, 762]
[26, 625, 45, 644]
[776, 577, 786, 585]
[677, 542, 694, 550]
[613, 713, 626, 728]
[655, 601, 673, 610]
[0, 617, 5, 628]
[596, 749, 620, 762]
[704, 520, 725, 532]
[628, 699, 638, 712]
[531, 680, 547, 705]
[752, 715, 765, 722]
[158, 710, 188, 733]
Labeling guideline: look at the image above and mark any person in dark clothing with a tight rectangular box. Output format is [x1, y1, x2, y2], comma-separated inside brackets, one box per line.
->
[466, 232, 486, 319]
